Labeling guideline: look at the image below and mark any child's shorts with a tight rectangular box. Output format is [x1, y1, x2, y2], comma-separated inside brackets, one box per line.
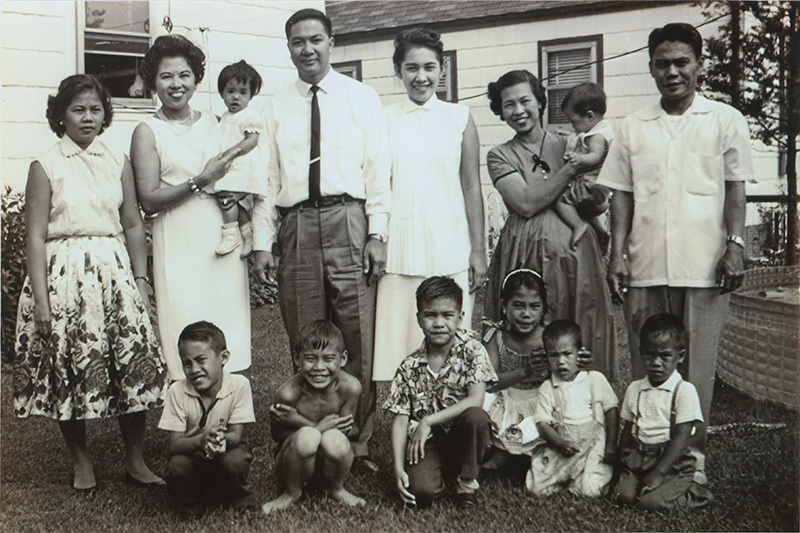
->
[561, 177, 610, 218]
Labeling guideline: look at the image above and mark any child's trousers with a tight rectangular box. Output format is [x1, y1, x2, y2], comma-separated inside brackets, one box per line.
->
[527, 420, 611, 497]
[407, 407, 491, 507]
[612, 443, 712, 511]
[166, 445, 254, 511]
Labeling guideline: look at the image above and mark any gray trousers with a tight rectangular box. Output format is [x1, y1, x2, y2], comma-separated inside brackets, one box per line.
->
[276, 201, 376, 456]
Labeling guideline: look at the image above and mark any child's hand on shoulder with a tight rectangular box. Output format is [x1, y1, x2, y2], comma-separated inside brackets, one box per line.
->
[577, 347, 593, 368]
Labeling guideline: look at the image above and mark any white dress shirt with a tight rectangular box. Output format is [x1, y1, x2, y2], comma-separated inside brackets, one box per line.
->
[252, 69, 391, 249]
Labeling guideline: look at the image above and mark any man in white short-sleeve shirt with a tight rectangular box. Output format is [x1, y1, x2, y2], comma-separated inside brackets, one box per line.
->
[597, 23, 753, 476]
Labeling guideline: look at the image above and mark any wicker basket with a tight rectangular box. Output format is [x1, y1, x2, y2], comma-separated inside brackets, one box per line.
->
[717, 267, 800, 410]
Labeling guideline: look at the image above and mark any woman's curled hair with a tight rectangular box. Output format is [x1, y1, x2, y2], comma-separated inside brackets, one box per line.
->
[487, 70, 546, 118]
[139, 34, 205, 91]
[46, 74, 113, 138]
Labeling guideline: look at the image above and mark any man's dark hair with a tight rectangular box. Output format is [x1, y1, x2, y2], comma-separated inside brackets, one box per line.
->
[648, 23, 702, 60]
[285, 8, 333, 39]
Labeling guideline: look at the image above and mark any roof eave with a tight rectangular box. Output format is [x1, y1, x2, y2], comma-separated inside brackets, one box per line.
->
[332, 0, 680, 44]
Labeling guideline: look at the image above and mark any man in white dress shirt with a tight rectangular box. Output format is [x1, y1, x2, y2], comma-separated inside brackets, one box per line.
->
[597, 23, 752, 482]
[252, 8, 390, 473]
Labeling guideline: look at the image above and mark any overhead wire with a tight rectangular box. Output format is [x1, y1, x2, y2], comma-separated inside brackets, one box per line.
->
[110, 8, 730, 110]
[458, 11, 730, 101]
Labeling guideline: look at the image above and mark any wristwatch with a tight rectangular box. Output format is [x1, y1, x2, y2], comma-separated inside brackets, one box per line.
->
[369, 233, 388, 243]
[726, 235, 745, 248]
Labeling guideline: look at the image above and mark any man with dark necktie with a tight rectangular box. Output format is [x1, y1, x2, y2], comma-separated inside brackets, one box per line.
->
[252, 8, 390, 473]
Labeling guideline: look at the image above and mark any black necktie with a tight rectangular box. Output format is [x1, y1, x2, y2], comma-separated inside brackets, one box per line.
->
[309, 85, 321, 200]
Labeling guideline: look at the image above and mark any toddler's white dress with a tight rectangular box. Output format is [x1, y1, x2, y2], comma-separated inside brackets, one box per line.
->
[205, 107, 268, 196]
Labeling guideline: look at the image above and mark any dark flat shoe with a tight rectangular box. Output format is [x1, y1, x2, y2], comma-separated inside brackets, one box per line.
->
[125, 471, 166, 487]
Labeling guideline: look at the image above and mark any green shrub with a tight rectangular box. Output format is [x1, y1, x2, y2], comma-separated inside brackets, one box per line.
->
[2, 186, 26, 364]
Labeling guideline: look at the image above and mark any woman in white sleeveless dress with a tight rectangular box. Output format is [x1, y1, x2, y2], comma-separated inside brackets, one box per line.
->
[373, 28, 486, 381]
[130, 35, 250, 379]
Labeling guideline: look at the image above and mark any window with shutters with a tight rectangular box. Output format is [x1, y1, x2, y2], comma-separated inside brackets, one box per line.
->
[539, 36, 603, 128]
[436, 51, 458, 102]
[78, 1, 153, 105]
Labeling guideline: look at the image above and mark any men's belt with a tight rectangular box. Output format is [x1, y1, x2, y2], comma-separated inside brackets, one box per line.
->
[278, 194, 363, 216]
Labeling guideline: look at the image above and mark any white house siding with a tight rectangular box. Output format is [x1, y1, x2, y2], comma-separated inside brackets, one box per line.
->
[1, 0, 324, 191]
[329, 2, 783, 228]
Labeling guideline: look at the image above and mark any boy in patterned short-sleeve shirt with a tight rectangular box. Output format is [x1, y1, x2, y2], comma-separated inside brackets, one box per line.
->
[385, 277, 498, 510]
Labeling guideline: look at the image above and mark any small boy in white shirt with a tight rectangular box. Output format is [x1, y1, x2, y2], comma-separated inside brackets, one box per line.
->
[527, 320, 618, 497]
[611, 314, 713, 511]
[159, 321, 257, 516]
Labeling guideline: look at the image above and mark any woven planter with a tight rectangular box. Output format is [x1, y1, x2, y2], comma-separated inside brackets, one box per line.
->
[717, 267, 800, 410]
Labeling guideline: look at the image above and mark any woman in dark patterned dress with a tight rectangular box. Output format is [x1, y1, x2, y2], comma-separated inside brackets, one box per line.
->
[483, 70, 616, 381]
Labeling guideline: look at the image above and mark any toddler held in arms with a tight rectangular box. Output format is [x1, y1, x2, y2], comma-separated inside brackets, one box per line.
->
[205, 60, 267, 257]
[556, 82, 614, 251]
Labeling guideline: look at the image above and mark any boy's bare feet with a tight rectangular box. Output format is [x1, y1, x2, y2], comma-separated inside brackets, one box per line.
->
[262, 492, 300, 515]
[570, 223, 590, 250]
[331, 488, 366, 507]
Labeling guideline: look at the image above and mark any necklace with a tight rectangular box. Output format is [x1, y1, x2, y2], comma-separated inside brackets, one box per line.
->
[156, 108, 194, 127]
[518, 132, 550, 178]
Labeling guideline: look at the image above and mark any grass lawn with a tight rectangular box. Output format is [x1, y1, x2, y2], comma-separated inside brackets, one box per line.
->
[1, 303, 798, 532]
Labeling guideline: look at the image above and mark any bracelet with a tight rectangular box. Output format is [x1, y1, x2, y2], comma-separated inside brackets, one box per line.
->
[134, 275, 150, 283]
[187, 177, 201, 195]
[726, 235, 745, 248]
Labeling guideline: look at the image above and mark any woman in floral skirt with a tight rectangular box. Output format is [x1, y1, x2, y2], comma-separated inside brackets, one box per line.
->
[14, 75, 166, 491]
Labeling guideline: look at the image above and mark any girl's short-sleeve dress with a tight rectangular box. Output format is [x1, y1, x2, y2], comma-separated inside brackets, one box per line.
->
[204, 107, 268, 196]
[372, 96, 473, 381]
[485, 133, 616, 380]
[481, 321, 550, 455]
[14, 136, 166, 420]
[143, 110, 251, 379]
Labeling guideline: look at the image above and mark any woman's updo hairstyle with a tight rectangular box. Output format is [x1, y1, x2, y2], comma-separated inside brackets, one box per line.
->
[392, 27, 444, 74]
[487, 70, 546, 118]
[139, 34, 205, 91]
[46, 74, 113, 138]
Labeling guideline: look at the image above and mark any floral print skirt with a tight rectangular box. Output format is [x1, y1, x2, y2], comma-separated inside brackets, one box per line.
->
[14, 235, 165, 420]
